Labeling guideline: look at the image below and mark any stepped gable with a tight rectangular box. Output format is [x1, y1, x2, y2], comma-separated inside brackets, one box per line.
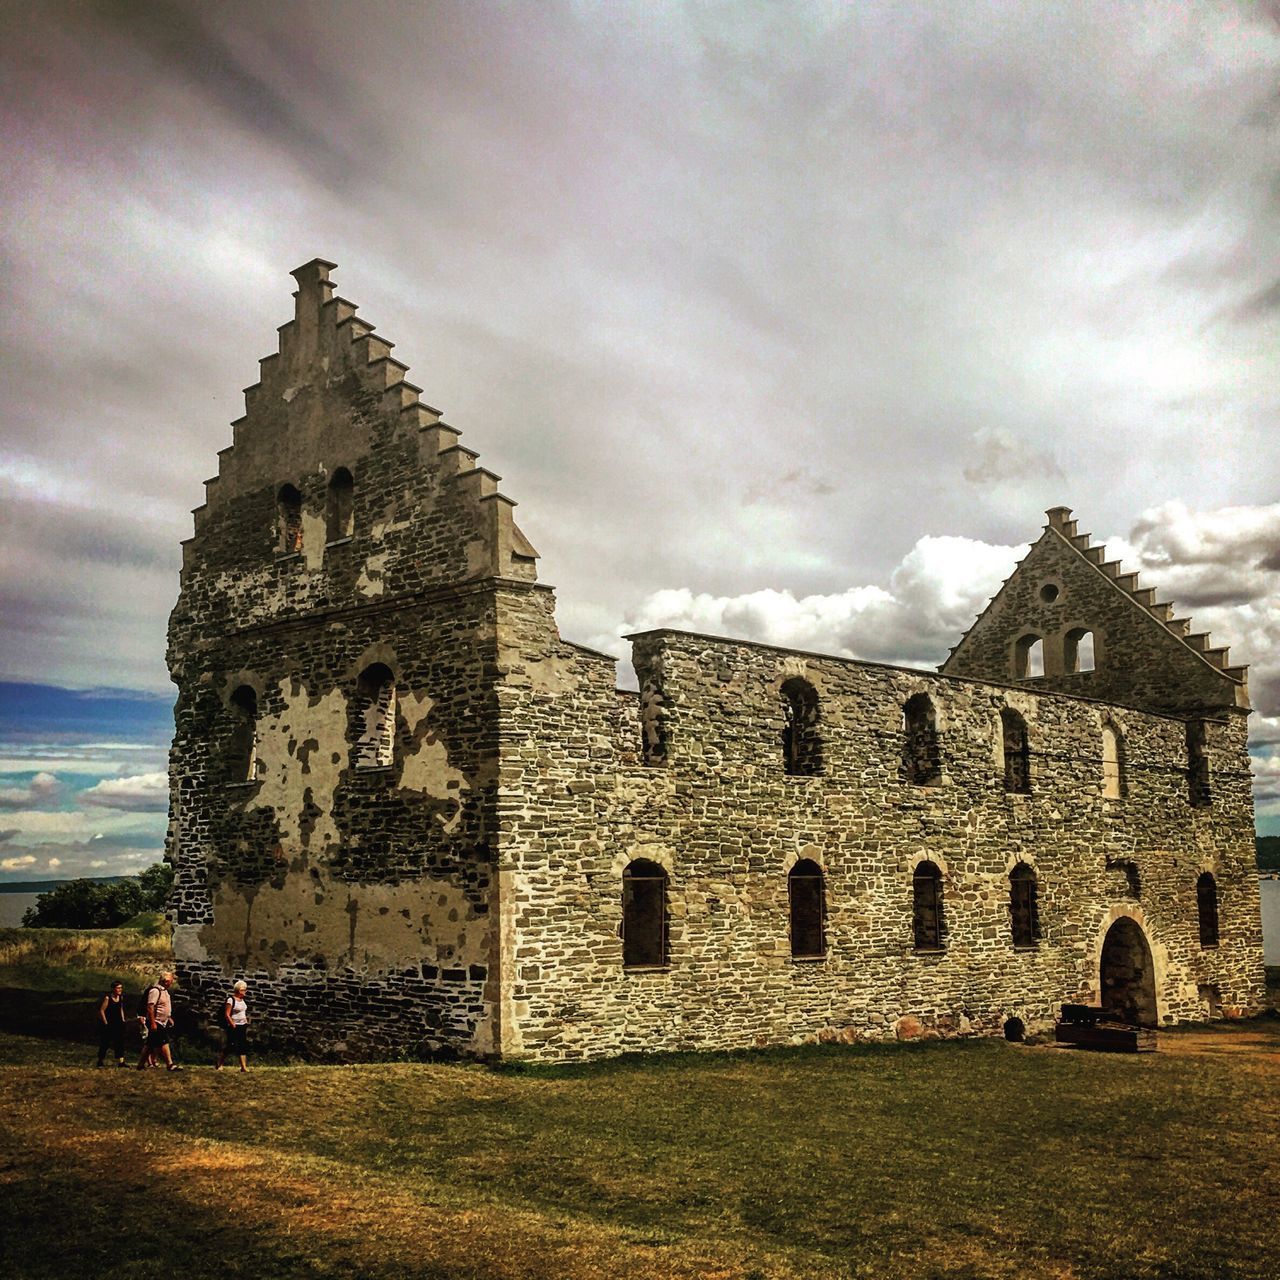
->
[180, 258, 538, 584]
[940, 506, 1248, 716]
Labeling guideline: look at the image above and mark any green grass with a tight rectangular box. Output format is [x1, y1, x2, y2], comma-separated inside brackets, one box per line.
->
[0, 945, 1276, 1279]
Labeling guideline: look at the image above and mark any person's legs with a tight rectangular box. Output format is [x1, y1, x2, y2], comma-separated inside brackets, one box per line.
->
[96, 1026, 111, 1067]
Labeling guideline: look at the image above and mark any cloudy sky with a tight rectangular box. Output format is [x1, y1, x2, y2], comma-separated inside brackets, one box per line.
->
[4, 0, 1280, 878]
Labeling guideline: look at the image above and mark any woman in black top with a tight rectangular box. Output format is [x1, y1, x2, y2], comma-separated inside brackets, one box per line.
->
[96, 981, 128, 1067]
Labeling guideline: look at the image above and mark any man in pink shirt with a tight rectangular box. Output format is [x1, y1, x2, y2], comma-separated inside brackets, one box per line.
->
[140, 972, 181, 1072]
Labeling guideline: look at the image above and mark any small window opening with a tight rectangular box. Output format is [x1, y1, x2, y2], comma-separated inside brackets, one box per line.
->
[902, 694, 941, 786]
[1038, 583, 1060, 604]
[277, 484, 303, 554]
[1014, 634, 1044, 678]
[1197, 872, 1219, 948]
[622, 859, 668, 967]
[1187, 720, 1211, 808]
[912, 860, 944, 951]
[354, 663, 396, 768]
[1003, 1017, 1026, 1043]
[1101, 722, 1126, 799]
[1009, 863, 1040, 947]
[1065, 628, 1095, 674]
[788, 859, 826, 959]
[228, 685, 258, 783]
[1001, 709, 1031, 794]
[639, 679, 667, 767]
[326, 468, 354, 542]
[781, 677, 822, 776]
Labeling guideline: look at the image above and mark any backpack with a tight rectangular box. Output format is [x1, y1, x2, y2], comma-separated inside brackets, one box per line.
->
[137, 985, 159, 1028]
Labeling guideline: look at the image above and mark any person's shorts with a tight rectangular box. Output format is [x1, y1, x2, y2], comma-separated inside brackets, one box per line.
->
[148, 1024, 171, 1048]
[226, 1025, 248, 1054]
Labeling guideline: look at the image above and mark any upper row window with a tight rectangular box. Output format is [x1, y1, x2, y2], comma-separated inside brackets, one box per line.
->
[276, 470, 354, 554]
[1015, 629, 1095, 679]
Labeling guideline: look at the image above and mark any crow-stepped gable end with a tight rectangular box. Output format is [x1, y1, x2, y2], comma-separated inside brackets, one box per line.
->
[166, 262, 1266, 1062]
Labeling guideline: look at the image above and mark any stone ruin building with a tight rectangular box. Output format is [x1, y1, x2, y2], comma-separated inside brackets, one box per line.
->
[166, 259, 1267, 1061]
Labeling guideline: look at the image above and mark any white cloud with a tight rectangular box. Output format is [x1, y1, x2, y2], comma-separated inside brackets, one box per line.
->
[79, 772, 169, 813]
[616, 535, 1026, 673]
[0, 855, 36, 871]
[47, 857, 61, 868]
[0, 771, 60, 809]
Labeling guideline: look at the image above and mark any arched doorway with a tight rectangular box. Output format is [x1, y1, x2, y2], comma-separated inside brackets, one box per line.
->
[1099, 917, 1157, 1027]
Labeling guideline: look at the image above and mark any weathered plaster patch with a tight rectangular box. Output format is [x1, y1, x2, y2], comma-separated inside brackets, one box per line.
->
[398, 689, 469, 831]
[252, 679, 348, 853]
[301, 509, 327, 571]
[356, 551, 389, 596]
[201, 862, 487, 974]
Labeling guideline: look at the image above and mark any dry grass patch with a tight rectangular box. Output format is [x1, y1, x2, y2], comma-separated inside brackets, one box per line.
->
[2, 1021, 1279, 1279]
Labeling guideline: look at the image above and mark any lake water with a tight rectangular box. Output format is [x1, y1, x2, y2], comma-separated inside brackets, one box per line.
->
[3, 883, 1278, 960]
[0, 893, 41, 927]
[1262, 877, 1279, 965]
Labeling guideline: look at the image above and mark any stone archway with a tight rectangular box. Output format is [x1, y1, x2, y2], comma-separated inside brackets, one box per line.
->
[1099, 917, 1157, 1027]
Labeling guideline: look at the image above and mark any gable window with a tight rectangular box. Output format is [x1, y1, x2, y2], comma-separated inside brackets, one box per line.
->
[1000, 709, 1031, 794]
[1197, 872, 1220, 948]
[1009, 863, 1040, 948]
[277, 484, 303, 554]
[354, 663, 396, 769]
[788, 859, 826, 959]
[912, 860, 944, 951]
[622, 859, 668, 968]
[780, 677, 822, 776]
[902, 693, 941, 786]
[1065, 628, 1095, 673]
[1186, 720, 1211, 808]
[1014, 634, 1044, 679]
[326, 468, 354, 542]
[228, 685, 258, 783]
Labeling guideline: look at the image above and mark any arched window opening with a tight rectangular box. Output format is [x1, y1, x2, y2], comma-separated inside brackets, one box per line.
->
[1065, 628, 1095, 674]
[912, 860, 944, 951]
[1014, 634, 1044, 679]
[354, 663, 396, 769]
[1001, 709, 1031, 794]
[1009, 863, 1040, 947]
[781, 677, 822, 776]
[326, 468, 354, 542]
[622, 859, 668, 968]
[228, 685, 258, 783]
[788, 859, 826, 959]
[1187, 720, 1211, 808]
[902, 694, 941, 786]
[277, 484, 303, 554]
[1197, 872, 1220, 948]
[1101, 722, 1126, 799]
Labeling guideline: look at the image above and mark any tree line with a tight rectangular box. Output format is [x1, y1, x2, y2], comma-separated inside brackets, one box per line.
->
[21, 863, 173, 928]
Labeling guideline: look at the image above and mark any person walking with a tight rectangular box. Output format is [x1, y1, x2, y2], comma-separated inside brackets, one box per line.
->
[216, 980, 250, 1072]
[95, 981, 128, 1067]
[139, 972, 182, 1072]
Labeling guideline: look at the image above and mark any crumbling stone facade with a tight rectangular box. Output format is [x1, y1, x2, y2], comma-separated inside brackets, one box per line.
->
[167, 261, 1267, 1062]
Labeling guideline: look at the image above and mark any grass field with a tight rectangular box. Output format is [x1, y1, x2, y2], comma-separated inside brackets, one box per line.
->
[0, 944, 1276, 1280]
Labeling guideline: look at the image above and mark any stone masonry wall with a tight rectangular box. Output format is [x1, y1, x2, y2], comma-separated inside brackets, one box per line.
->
[496, 622, 1265, 1062]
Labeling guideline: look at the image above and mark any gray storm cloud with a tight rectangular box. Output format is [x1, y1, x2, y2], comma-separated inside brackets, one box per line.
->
[1, 0, 1278, 719]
